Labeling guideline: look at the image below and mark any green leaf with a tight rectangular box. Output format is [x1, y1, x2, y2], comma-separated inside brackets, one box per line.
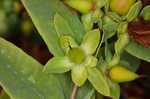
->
[104, 0, 110, 14]
[71, 66, 88, 86]
[125, 1, 142, 22]
[54, 13, 74, 37]
[83, 89, 95, 99]
[105, 41, 113, 63]
[88, 68, 110, 96]
[140, 5, 150, 21]
[0, 38, 67, 99]
[103, 22, 119, 41]
[43, 56, 72, 73]
[76, 82, 95, 99]
[126, 41, 150, 63]
[81, 29, 100, 55]
[107, 79, 120, 99]
[0, 90, 10, 99]
[120, 51, 140, 72]
[21, 0, 85, 56]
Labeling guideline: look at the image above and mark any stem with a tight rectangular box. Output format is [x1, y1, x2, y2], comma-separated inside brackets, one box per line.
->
[70, 85, 78, 99]
[95, 32, 104, 57]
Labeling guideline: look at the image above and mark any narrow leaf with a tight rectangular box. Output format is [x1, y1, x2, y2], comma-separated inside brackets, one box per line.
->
[126, 41, 150, 63]
[125, 1, 142, 22]
[88, 68, 110, 96]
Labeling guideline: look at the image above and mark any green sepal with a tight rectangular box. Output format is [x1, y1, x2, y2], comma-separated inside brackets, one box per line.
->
[43, 56, 72, 73]
[54, 13, 74, 37]
[59, 36, 78, 54]
[65, 0, 93, 13]
[125, 1, 142, 22]
[117, 22, 128, 34]
[88, 68, 110, 96]
[81, 29, 100, 55]
[91, 9, 104, 23]
[140, 5, 150, 21]
[108, 54, 120, 67]
[109, 66, 139, 83]
[107, 12, 122, 22]
[102, 16, 115, 25]
[84, 56, 98, 68]
[115, 32, 130, 54]
[81, 12, 93, 32]
[81, 9, 103, 32]
[71, 66, 88, 86]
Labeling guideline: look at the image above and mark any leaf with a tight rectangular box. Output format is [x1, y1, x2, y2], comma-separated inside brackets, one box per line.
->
[81, 29, 101, 55]
[103, 22, 118, 41]
[0, 90, 10, 99]
[43, 56, 72, 73]
[104, 0, 110, 14]
[125, 41, 150, 63]
[21, 0, 85, 56]
[76, 81, 95, 99]
[140, 5, 150, 21]
[87, 68, 110, 96]
[120, 51, 140, 72]
[0, 38, 66, 99]
[83, 89, 95, 99]
[105, 41, 113, 63]
[54, 13, 74, 37]
[125, 1, 142, 22]
[107, 79, 120, 99]
[71, 66, 88, 86]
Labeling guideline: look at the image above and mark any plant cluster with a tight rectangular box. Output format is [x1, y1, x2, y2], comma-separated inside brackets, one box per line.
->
[0, 0, 150, 99]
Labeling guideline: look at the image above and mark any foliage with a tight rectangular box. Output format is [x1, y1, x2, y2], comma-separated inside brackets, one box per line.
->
[0, 0, 150, 99]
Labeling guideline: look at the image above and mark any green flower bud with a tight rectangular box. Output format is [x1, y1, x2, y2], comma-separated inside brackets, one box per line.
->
[110, 0, 136, 15]
[59, 36, 78, 54]
[65, 0, 93, 13]
[68, 48, 86, 64]
[109, 66, 139, 83]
